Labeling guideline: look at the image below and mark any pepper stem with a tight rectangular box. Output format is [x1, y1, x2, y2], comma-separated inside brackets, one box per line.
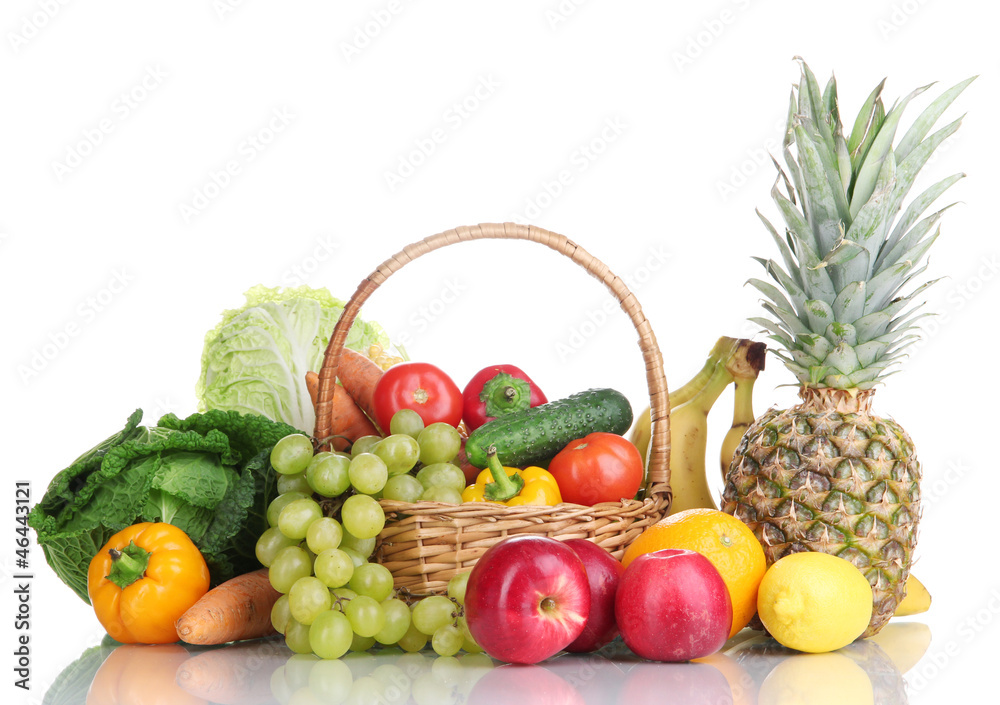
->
[482, 445, 524, 502]
[480, 373, 532, 418]
[105, 541, 151, 590]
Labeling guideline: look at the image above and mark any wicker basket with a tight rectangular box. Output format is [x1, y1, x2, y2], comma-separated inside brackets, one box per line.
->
[313, 222, 671, 595]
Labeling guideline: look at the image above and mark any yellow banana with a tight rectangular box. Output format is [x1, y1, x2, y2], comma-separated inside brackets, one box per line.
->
[630, 337, 739, 465]
[667, 360, 734, 514]
[630, 337, 766, 515]
[720, 340, 766, 480]
[894, 573, 932, 616]
[867, 622, 931, 674]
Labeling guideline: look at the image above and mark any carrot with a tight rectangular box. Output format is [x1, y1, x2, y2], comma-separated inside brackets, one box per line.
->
[336, 348, 383, 424]
[306, 370, 320, 409]
[307, 369, 380, 450]
[176, 637, 287, 705]
[175, 569, 280, 645]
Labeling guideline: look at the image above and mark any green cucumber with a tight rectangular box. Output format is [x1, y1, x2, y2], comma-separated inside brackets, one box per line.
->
[465, 388, 633, 468]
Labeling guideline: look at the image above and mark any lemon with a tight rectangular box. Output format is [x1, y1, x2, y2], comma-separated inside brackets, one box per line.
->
[758, 653, 874, 705]
[757, 552, 872, 653]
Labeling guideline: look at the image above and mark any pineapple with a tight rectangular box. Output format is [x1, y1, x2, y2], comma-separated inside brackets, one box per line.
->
[723, 59, 973, 637]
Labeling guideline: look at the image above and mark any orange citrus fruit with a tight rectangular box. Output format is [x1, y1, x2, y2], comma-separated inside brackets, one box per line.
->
[622, 508, 766, 638]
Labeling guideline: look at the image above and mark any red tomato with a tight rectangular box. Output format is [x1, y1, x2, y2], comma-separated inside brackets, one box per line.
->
[548, 432, 644, 506]
[372, 362, 463, 431]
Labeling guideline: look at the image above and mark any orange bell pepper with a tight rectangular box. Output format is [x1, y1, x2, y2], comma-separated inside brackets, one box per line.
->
[87, 522, 210, 644]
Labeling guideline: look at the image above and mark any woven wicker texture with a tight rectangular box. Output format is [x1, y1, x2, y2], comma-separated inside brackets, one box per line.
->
[314, 222, 671, 594]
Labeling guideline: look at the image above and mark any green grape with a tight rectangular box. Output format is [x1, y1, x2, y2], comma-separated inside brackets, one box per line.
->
[267, 491, 310, 528]
[411, 595, 456, 635]
[417, 423, 462, 465]
[307, 659, 353, 704]
[348, 563, 394, 602]
[374, 598, 411, 645]
[351, 435, 382, 456]
[272, 434, 315, 475]
[370, 664, 411, 705]
[271, 594, 291, 634]
[431, 624, 464, 657]
[382, 474, 424, 503]
[306, 453, 351, 497]
[331, 587, 357, 603]
[340, 547, 367, 568]
[411, 672, 456, 705]
[416, 463, 466, 493]
[431, 655, 463, 683]
[345, 595, 386, 638]
[287, 687, 324, 705]
[314, 548, 355, 589]
[341, 494, 385, 539]
[309, 609, 353, 660]
[278, 498, 324, 540]
[270, 665, 293, 705]
[389, 409, 425, 437]
[284, 616, 313, 654]
[306, 517, 344, 554]
[349, 634, 377, 653]
[256, 526, 299, 567]
[348, 453, 389, 495]
[372, 434, 421, 476]
[289, 576, 333, 626]
[269, 545, 314, 594]
[397, 621, 429, 653]
[339, 528, 376, 558]
[419, 486, 463, 504]
[284, 653, 321, 692]
[446, 572, 470, 606]
[462, 634, 483, 654]
[278, 471, 313, 495]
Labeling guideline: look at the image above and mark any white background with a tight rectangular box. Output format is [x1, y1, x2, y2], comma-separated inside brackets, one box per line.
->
[3, 1, 997, 703]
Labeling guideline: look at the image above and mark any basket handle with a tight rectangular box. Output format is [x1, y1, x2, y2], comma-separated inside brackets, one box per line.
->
[314, 222, 671, 503]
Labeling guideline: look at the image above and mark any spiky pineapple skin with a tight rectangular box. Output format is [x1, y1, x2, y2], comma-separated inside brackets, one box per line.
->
[722, 398, 921, 637]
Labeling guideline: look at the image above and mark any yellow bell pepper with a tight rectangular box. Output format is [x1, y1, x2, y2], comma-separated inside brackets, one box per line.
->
[461, 445, 561, 506]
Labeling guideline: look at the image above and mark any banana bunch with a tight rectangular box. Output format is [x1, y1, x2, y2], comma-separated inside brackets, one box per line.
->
[631, 336, 766, 516]
[630, 338, 934, 617]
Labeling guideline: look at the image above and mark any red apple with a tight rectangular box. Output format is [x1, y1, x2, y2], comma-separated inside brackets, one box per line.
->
[465, 535, 591, 664]
[562, 538, 625, 653]
[615, 548, 732, 662]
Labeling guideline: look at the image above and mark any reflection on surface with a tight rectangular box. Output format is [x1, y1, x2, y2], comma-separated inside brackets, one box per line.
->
[47, 623, 930, 705]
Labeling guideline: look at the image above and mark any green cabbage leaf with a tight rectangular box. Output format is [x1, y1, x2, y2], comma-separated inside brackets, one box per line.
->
[28, 409, 298, 603]
[196, 285, 388, 434]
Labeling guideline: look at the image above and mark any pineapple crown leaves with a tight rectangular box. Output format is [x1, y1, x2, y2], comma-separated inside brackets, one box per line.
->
[750, 58, 974, 391]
